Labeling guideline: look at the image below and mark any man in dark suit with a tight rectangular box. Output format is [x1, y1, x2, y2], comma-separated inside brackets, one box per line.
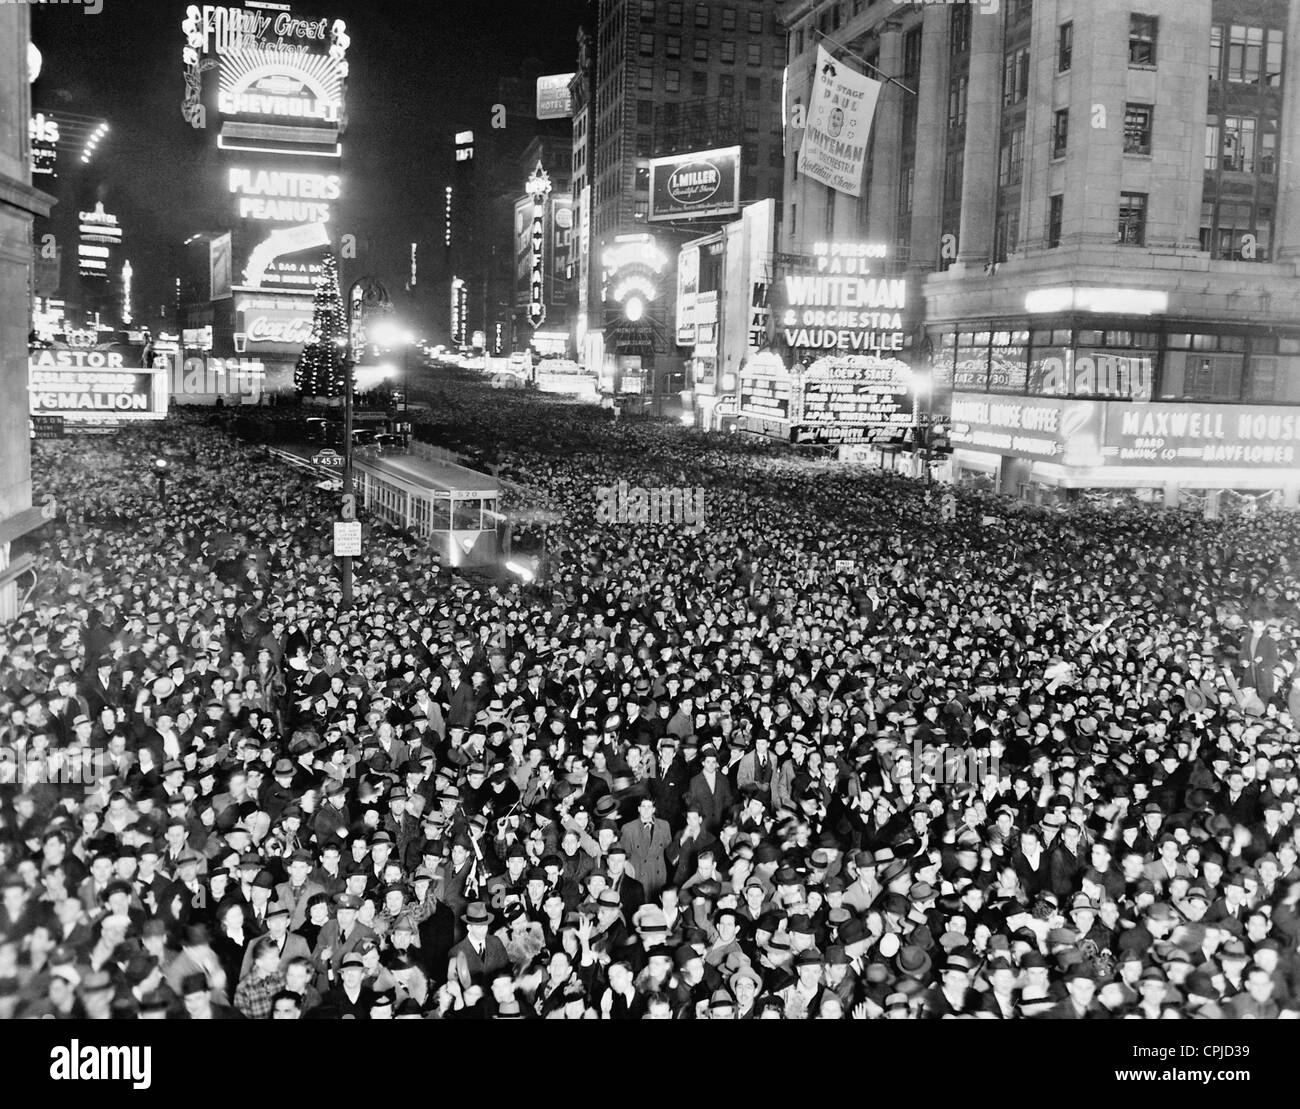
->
[1240, 616, 1281, 701]
[446, 902, 509, 991]
[620, 798, 672, 899]
[603, 844, 646, 918]
[684, 747, 735, 836]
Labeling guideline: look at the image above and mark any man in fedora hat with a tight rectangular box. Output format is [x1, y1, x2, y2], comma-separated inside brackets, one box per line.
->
[447, 902, 509, 992]
[311, 893, 375, 990]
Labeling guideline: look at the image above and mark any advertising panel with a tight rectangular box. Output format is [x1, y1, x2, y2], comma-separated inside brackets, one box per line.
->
[738, 353, 795, 423]
[950, 393, 1105, 465]
[797, 46, 881, 198]
[695, 292, 718, 359]
[210, 232, 233, 300]
[1102, 403, 1300, 467]
[537, 73, 576, 120]
[676, 244, 700, 346]
[951, 394, 1300, 470]
[649, 146, 741, 222]
[777, 242, 905, 355]
[29, 348, 168, 422]
[792, 356, 914, 446]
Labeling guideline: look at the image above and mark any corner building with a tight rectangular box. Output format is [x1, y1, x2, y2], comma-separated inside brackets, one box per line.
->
[782, 0, 1300, 507]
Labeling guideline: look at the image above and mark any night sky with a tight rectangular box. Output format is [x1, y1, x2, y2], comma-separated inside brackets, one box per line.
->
[31, 0, 587, 333]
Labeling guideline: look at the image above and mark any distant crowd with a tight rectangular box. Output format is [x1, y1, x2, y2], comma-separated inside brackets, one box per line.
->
[1, 378, 1298, 1019]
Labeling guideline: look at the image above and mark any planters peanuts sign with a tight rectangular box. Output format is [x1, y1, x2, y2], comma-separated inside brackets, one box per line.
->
[649, 146, 741, 222]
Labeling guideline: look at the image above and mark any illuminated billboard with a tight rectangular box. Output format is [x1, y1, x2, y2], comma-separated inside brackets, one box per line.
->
[648, 146, 741, 222]
[29, 348, 168, 422]
[537, 74, 575, 120]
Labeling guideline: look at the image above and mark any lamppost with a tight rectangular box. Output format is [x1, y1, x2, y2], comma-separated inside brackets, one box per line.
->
[154, 457, 169, 508]
[339, 275, 391, 610]
[911, 371, 932, 490]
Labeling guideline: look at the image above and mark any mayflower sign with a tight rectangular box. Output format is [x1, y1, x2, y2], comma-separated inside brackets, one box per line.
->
[649, 146, 741, 222]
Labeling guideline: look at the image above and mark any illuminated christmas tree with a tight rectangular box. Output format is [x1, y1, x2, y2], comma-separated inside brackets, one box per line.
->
[294, 251, 348, 397]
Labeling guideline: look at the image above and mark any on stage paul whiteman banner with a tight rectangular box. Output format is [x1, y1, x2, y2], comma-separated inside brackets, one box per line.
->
[797, 45, 882, 198]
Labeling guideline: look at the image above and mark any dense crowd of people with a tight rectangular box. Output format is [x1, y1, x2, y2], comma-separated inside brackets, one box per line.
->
[1, 374, 1298, 1020]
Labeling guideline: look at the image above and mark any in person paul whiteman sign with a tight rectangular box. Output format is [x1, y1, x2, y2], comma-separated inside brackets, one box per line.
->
[797, 46, 881, 198]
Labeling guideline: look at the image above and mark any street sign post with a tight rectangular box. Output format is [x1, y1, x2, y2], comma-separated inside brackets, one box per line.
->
[333, 520, 362, 557]
[314, 449, 345, 470]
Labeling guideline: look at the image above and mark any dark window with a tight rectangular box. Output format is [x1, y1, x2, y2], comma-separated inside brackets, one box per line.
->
[951, 6, 971, 54]
[948, 74, 967, 129]
[999, 126, 1025, 186]
[1124, 104, 1153, 155]
[745, 76, 762, 97]
[720, 73, 735, 97]
[1052, 108, 1068, 158]
[1058, 21, 1073, 71]
[1222, 115, 1257, 172]
[693, 70, 709, 96]
[1129, 14, 1157, 66]
[1048, 194, 1063, 248]
[903, 28, 922, 80]
[1227, 24, 1264, 84]
[1117, 192, 1147, 246]
[1003, 48, 1030, 106]
[721, 41, 736, 64]
[665, 34, 680, 58]
[695, 3, 709, 29]
[667, 1, 682, 25]
[722, 7, 736, 32]
[747, 43, 762, 66]
[640, 0, 656, 21]
[637, 100, 654, 125]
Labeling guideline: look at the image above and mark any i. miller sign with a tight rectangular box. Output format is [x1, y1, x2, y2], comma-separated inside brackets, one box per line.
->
[649, 145, 741, 222]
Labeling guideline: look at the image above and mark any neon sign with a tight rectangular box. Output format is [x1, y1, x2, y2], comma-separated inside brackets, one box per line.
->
[229, 168, 340, 223]
[526, 162, 552, 329]
[218, 51, 344, 123]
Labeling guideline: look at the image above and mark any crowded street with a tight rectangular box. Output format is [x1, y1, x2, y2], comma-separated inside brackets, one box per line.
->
[2, 372, 1298, 1022]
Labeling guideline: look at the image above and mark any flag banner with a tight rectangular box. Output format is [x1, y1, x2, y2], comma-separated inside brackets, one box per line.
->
[797, 45, 881, 198]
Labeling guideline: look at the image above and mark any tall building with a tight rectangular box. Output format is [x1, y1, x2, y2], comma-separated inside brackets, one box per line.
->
[1, 15, 55, 621]
[580, 0, 789, 374]
[779, 0, 1300, 507]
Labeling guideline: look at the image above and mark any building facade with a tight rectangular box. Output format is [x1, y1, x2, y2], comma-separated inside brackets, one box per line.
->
[580, 0, 789, 376]
[778, 0, 1300, 507]
[1, 15, 55, 622]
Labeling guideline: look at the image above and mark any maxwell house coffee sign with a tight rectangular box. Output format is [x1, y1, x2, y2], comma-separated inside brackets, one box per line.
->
[649, 146, 741, 222]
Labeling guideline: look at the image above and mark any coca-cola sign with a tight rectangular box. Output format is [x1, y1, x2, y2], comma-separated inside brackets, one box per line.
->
[240, 308, 313, 350]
